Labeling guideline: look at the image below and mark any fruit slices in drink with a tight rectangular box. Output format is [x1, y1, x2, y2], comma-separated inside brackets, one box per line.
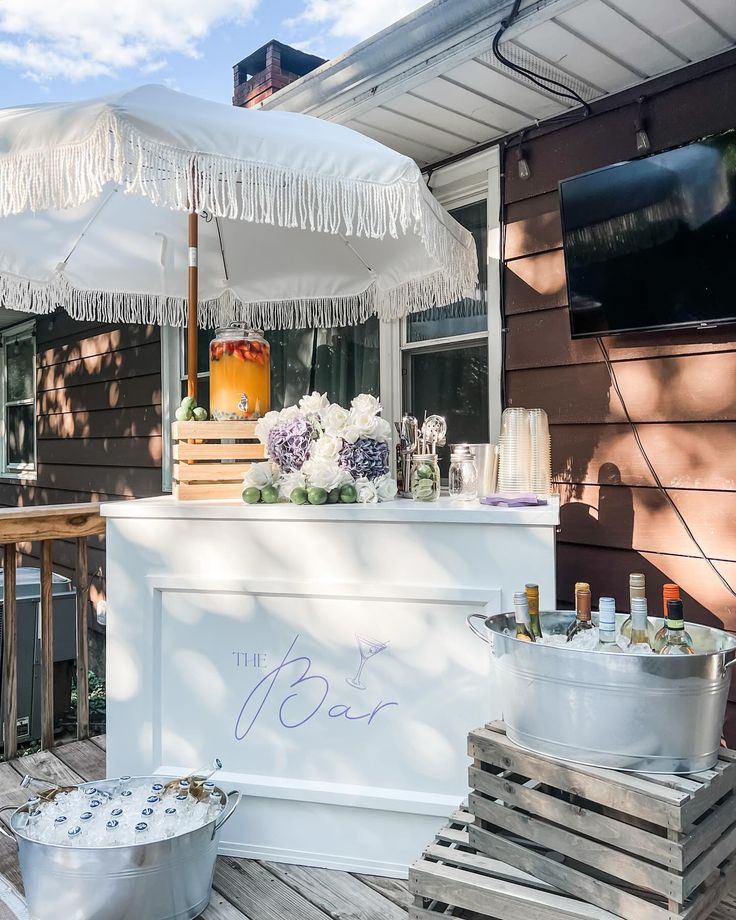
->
[209, 336, 270, 420]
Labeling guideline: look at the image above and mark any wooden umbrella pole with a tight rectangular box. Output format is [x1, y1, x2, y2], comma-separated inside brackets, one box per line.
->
[187, 209, 198, 400]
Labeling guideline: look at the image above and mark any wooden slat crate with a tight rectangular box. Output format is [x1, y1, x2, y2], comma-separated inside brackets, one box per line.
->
[466, 722, 736, 920]
[409, 805, 623, 919]
[172, 420, 266, 500]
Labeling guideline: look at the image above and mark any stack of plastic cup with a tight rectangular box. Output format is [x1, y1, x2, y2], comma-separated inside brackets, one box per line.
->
[529, 408, 552, 495]
[497, 408, 532, 494]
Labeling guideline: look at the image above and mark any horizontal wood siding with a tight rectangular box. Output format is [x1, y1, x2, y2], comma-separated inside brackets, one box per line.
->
[0, 314, 163, 628]
[503, 59, 736, 652]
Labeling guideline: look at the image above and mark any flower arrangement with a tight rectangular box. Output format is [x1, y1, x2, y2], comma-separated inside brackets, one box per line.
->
[242, 393, 398, 505]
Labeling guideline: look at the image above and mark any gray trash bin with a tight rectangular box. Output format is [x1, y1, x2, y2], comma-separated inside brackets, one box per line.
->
[0, 567, 77, 748]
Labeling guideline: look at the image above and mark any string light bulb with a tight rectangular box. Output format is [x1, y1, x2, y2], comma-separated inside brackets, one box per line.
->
[517, 131, 531, 180]
[635, 95, 651, 154]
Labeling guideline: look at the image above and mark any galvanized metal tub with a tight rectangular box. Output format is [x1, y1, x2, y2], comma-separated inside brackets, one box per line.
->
[0, 777, 241, 920]
[468, 610, 736, 774]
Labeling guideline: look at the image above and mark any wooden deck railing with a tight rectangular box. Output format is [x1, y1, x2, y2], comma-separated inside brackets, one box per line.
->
[0, 503, 106, 758]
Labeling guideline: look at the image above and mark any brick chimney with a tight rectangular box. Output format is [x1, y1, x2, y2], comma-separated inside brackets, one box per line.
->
[233, 40, 326, 109]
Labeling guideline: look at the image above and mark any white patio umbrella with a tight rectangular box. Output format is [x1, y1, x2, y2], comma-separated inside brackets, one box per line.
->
[0, 84, 477, 396]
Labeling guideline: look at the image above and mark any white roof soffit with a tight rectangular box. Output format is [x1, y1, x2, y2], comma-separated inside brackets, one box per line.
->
[262, 0, 736, 166]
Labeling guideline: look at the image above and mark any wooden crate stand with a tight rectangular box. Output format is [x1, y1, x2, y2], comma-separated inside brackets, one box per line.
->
[465, 722, 736, 920]
[409, 804, 624, 919]
[172, 420, 266, 500]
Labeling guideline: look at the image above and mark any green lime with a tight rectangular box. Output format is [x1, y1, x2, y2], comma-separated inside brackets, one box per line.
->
[192, 406, 208, 421]
[242, 487, 261, 504]
[175, 406, 193, 422]
[180, 396, 196, 411]
[339, 484, 357, 503]
[291, 488, 308, 505]
[416, 464, 434, 480]
[327, 487, 341, 504]
[261, 485, 278, 504]
[307, 487, 328, 505]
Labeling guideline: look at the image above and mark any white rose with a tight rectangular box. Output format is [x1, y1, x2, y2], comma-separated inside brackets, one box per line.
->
[375, 475, 398, 502]
[279, 405, 302, 423]
[311, 434, 342, 462]
[302, 458, 346, 492]
[355, 476, 379, 504]
[277, 470, 306, 501]
[342, 423, 361, 444]
[254, 410, 281, 445]
[321, 403, 350, 438]
[349, 407, 379, 439]
[243, 461, 278, 489]
[351, 393, 382, 416]
[372, 417, 392, 443]
[299, 391, 329, 416]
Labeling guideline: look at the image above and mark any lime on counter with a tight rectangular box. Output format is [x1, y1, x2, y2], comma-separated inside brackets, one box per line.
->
[175, 406, 193, 422]
[339, 484, 357, 503]
[416, 463, 435, 479]
[261, 485, 278, 504]
[327, 487, 341, 504]
[307, 487, 328, 505]
[291, 488, 308, 505]
[192, 406, 208, 421]
[180, 396, 196, 412]
[242, 487, 261, 504]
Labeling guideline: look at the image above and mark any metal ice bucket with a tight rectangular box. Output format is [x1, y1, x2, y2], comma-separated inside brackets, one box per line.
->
[468, 610, 736, 774]
[0, 776, 241, 920]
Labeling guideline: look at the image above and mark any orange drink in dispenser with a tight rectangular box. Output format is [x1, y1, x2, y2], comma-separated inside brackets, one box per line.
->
[209, 325, 271, 420]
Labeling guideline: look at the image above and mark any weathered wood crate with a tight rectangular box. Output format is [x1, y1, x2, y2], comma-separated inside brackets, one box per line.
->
[172, 420, 266, 500]
[409, 804, 624, 919]
[464, 722, 736, 920]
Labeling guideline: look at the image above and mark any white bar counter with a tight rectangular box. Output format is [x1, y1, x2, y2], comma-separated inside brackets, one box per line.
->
[102, 495, 559, 876]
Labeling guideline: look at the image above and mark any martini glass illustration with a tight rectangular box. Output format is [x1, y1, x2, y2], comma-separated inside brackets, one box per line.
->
[346, 634, 388, 691]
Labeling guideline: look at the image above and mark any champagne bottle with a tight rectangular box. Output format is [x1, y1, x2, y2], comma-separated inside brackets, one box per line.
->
[626, 596, 654, 651]
[620, 573, 645, 641]
[513, 591, 535, 642]
[653, 583, 681, 652]
[595, 597, 623, 653]
[567, 583, 593, 641]
[525, 583, 542, 638]
[659, 599, 695, 655]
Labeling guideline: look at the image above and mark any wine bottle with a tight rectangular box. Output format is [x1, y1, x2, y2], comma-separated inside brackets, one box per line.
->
[525, 583, 542, 638]
[595, 597, 623, 653]
[653, 583, 680, 651]
[513, 591, 535, 642]
[620, 573, 645, 640]
[659, 599, 695, 655]
[626, 596, 654, 651]
[567, 583, 594, 642]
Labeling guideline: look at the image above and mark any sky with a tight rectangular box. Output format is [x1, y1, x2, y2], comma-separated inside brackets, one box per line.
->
[0, 0, 430, 108]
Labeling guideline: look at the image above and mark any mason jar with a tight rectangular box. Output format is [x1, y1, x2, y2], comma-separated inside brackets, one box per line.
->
[410, 454, 440, 502]
[448, 444, 478, 501]
[209, 325, 271, 420]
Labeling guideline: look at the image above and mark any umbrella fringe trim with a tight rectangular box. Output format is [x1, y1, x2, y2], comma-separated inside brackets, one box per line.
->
[0, 112, 477, 306]
[0, 265, 473, 330]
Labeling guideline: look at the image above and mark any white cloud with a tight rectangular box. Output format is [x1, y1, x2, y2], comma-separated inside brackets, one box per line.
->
[0, 0, 259, 84]
[287, 0, 429, 42]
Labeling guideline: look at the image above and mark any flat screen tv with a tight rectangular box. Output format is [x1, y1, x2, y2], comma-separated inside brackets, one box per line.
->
[560, 129, 736, 338]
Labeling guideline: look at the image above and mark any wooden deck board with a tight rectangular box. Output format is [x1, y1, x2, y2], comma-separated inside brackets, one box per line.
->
[0, 736, 735, 920]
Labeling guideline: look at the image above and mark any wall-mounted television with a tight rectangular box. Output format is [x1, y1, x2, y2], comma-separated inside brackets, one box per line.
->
[560, 130, 736, 338]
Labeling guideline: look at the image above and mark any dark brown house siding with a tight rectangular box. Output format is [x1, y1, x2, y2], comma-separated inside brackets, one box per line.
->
[0, 314, 163, 606]
[502, 55, 736, 733]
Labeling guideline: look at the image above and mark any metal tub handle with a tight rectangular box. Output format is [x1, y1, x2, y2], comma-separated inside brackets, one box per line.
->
[467, 613, 489, 644]
[212, 790, 242, 840]
[722, 651, 736, 678]
[0, 805, 17, 842]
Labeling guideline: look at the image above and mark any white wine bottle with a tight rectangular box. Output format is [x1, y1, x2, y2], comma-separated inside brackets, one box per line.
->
[659, 599, 695, 655]
[595, 597, 623, 653]
[620, 572, 645, 641]
[626, 596, 654, 652]
[653, 583, 681, 651]
[525, 583, 542, 639]
[513, 591, 535, 642]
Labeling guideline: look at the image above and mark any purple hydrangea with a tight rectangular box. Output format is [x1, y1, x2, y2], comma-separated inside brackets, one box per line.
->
[339, 437, 389, 481]
[267, 417, 314, 472]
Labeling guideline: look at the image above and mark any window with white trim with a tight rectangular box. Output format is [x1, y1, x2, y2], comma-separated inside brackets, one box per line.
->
[0, 321, 36, 477]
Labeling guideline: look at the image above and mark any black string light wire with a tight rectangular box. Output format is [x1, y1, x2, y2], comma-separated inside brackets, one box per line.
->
[597, 337, 736, 599]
